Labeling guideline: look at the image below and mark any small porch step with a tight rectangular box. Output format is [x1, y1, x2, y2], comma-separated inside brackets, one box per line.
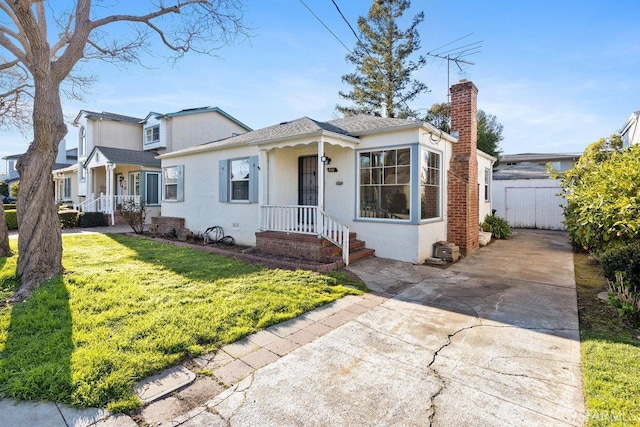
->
[255, 231, 375, 265]
[348, 248, 376, 263]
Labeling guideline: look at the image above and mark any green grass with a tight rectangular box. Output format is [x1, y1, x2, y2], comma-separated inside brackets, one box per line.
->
[0, 234, 364, 412]
[575, 253, 640, 426]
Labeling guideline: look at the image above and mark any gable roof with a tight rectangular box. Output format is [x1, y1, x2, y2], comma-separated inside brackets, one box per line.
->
[160, 114, 443, 160]
[84, 146, 161, 167]
[142, 106, 252, 132]
[73, 110, 144, 125]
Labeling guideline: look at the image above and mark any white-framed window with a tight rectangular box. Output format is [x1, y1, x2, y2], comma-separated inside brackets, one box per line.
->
[145, 172, 161, 205]
[219, 157, 259, 203]
[421, 149, 442, 220]
[358, 148, 411, 220]
[230, 158, 250, 201]
[79, 165, 86, 182]
[162, 165, 184, 202]
[145, 125, 160, 145]
[129, 172, 140, 196]
[63, 177, 72, 199]
[79, 126, 86, 157]
[484, 167, 491, 202]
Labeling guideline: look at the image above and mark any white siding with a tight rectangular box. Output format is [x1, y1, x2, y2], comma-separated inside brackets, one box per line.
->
[493, 178, 565, 230]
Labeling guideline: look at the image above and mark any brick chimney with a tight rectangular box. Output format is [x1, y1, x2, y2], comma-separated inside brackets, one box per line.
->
[447, 80, 479, 255]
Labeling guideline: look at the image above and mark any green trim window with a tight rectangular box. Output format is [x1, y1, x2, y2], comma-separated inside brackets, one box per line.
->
[145, 172, 161, 205]
[359, 148, 411, 220]
[420, 149, 441, 220]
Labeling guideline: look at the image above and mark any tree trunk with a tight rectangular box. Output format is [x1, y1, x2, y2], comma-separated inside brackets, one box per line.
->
[12, 78, 65, 303]
[0, 203, 13, 257]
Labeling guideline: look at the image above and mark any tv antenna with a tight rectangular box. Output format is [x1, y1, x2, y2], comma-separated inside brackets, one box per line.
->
[426, 33, 482, 105]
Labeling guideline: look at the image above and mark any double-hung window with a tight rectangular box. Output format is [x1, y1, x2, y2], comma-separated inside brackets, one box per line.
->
[230, 158, 250, 201]
[219, 156, 259, 203]
[145, 125, 160, 144]
[420, 149, 441, 220]
[163, 165, 184, 202]
[484, 167, 491, 202]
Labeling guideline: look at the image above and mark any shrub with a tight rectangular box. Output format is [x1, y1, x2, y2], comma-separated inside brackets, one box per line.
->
[600, 241, 640, 284]
[558, 137, 640, 251]
[480, 214, 512, 239]
[607, 272, 640, 327]
[5, 209, 17, 230]
[59, 210, 80, 229]
[78, 212, 106, 228]
[3, 204, 16, 210]
[117, 200, 146, 234]
[10, 183, 18, 198]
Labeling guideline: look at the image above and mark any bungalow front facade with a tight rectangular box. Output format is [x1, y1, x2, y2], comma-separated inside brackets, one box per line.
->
[159, 80, 494, 264]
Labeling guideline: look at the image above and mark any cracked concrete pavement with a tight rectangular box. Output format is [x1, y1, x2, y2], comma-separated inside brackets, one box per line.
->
[199, 229, 585, 426]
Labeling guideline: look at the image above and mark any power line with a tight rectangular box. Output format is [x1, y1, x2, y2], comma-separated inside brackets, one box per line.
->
[331, 0, 361, 45]
[298, 0, 352, 53]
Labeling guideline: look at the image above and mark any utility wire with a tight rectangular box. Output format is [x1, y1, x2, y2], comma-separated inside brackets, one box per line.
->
[298, 0, 352, 53]
[331, 0, 362, 45]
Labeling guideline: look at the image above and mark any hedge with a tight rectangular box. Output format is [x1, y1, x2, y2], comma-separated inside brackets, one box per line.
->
[5, 210, 17, 230]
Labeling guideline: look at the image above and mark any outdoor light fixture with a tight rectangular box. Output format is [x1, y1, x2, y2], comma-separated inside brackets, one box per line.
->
[321, 155, 331, 164]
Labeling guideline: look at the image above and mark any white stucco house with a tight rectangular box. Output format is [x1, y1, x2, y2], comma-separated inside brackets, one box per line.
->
[159, 80, 494, 265]
[69, 107, 251, 223]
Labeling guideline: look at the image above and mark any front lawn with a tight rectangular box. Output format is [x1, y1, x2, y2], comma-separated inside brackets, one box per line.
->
[575, 252, 640, 426]
[0, 234, 363, 412]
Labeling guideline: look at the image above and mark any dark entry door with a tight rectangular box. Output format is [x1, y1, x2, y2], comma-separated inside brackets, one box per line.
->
[298, 156, 318, 206]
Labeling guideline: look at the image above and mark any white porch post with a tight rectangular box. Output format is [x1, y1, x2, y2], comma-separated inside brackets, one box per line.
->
[258, 149, 269, 230]
[106, 163, 115, 225]
[317, 139, 325, 235]
[86, 165, 94, 212]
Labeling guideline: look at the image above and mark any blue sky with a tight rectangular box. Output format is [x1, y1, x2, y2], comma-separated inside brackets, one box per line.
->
[2, 0, 639, 170]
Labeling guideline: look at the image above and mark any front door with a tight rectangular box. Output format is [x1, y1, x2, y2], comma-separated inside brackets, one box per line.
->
[298, 156, 318, 206]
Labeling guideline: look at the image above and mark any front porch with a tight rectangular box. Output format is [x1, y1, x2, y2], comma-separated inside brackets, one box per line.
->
[257, 205, 374, 266]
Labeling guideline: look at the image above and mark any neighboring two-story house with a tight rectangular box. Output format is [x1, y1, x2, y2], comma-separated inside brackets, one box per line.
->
[69, 107, 251, 223]
[2, 139, 77, 202]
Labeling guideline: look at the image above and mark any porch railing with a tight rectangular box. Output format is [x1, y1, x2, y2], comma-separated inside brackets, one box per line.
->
[260, 205, 350, 265]
[320, 211, 350, 266]
[74, 194, 141, 225]
[260, 205, 318, 234]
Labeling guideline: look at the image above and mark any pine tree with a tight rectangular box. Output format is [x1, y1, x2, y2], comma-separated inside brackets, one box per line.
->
[337, 0, 428, 118]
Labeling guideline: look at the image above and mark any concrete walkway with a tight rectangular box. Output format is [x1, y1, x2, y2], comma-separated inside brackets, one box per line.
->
[0, 229, 585, 426]
[201, 229, 585, 426]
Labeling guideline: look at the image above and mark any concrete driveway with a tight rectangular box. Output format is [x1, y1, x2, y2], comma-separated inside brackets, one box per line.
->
[205, 229, 585, 426]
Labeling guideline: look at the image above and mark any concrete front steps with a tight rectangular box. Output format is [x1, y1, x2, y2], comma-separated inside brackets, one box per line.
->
[255, 231, 375, 265]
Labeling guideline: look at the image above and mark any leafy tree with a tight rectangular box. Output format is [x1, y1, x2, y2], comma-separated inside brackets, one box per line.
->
[424, 103, 504, 159]
[0, 1, 247, 302]
[337, 0, 428, 118]
[556, 135, 636, 251]
[477, 110, 503, 158]
[425, 102, 449, 133]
